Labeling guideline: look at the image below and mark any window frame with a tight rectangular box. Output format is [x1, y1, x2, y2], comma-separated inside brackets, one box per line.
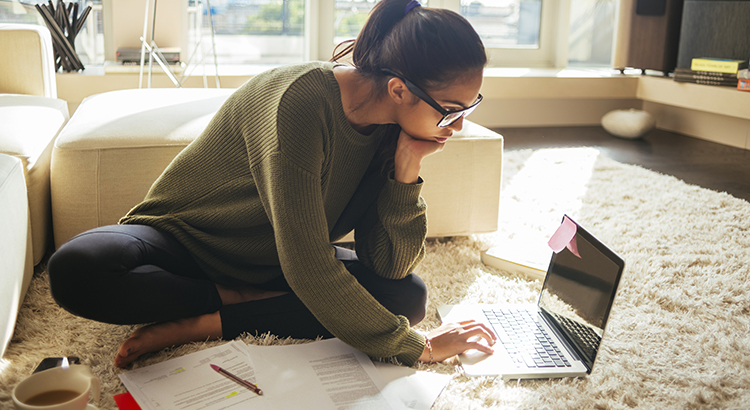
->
[97, 0, 571, 69]
[433, 0, 570, 68]
[307, 0, 570, 67]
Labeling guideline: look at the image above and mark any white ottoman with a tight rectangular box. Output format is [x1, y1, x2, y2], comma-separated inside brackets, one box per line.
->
[51, 88, 503, 249]
[51, 88, 234, 249]
[411, 121, 504, 238]
[0, 94, 69, 265]
[0, 153, 33, 358]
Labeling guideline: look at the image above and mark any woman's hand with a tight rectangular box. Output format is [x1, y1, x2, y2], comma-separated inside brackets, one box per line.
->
[418, 320, 497, 363]
[393, 129, 445, 184]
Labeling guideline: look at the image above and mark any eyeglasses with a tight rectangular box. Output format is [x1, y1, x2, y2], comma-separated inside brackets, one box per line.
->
[382, 69, 483, 128]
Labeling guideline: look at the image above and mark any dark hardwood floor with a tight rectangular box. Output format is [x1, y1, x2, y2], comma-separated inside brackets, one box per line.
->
[492, 126, 750, 203]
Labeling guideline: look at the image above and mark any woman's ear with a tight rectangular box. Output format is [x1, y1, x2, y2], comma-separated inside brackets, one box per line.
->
[387, 77, 409, 105]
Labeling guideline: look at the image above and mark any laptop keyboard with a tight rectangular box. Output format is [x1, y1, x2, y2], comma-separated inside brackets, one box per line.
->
[556, 314, 601, 361]
[484, 308, 572, 368]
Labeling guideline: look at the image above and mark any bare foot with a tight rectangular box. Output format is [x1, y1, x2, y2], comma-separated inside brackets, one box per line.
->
[215, 283, 289, 305]
[115, 312, 222, 368]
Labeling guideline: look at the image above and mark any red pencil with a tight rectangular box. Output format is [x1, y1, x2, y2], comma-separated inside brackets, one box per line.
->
[210, 364, 263, 396]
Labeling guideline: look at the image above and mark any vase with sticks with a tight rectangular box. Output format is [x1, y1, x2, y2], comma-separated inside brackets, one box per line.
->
[35, 0, 91, 72]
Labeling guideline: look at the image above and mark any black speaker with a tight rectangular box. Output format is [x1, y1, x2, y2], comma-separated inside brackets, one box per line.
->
[676, 0, 750, 69]
[626, 0, 685, 73]
[636, 0, 667, 15]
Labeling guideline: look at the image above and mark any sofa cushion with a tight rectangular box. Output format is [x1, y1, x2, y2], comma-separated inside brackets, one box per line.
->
[55, 88, 234, 150]
[0, 94, 69, 160]
[0, 153, 33, 358]
[0, 94, 69, 264]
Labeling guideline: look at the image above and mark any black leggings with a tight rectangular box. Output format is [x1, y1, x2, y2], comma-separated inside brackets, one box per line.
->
[47, 225, 428, 340]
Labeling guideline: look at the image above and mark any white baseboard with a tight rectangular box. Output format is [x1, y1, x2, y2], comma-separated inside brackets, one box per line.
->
[644, 102, 750, 150]
[471, 98, 642, 128]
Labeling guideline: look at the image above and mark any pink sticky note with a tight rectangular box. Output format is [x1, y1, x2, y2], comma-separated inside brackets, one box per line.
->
[548, 216, 581, 258]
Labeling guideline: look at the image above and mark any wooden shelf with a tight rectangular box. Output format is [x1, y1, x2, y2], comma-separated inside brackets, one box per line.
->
[637, 75, 750, 120]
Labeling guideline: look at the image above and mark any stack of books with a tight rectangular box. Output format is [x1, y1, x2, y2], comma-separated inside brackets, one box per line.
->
[738, 69, 750, 92]
[673, 58, 749, 89]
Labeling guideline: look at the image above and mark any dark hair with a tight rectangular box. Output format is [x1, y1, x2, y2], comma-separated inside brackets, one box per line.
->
[332, 0, 486, 94]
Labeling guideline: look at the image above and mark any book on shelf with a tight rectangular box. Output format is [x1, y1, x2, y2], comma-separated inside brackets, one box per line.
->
[674, 75, 739, 87]
[739, 79, 750, 92]
[674, 67, 739, 80]
[690, 57, 748, 74]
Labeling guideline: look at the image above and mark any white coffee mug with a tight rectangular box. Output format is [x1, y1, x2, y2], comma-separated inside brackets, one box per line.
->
[12, 365, 100, 410]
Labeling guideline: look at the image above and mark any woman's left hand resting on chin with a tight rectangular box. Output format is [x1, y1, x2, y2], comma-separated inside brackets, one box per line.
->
[418, 320, 497, 363]
[394, 130, 445, 185]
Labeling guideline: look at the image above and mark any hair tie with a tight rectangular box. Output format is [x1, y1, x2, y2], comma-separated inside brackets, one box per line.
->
[405, 0, 421, 15]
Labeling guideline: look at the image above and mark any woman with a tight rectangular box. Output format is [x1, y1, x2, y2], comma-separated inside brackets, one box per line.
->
[48, 0, 496, 368]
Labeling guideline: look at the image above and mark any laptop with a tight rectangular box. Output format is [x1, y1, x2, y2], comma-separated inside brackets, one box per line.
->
[439, 215, 625, 379]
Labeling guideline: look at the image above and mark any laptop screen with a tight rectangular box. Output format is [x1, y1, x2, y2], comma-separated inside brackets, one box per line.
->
[538, 217, 625, 372]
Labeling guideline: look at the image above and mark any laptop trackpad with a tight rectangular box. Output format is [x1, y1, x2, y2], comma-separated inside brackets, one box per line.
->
[459, 348, 514, 376]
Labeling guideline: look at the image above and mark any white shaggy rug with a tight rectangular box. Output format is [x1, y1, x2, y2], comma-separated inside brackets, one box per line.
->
[2, 147, 750, 409]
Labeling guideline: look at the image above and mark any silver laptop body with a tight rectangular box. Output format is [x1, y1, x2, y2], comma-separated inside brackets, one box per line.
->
[440, 215, 625, 379]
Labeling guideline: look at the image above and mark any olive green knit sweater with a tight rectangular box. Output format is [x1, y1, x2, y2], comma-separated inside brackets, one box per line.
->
[120, 62, 428, 365]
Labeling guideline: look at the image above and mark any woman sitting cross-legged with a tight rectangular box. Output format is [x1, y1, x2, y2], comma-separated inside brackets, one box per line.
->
[47, 0, 496, 369]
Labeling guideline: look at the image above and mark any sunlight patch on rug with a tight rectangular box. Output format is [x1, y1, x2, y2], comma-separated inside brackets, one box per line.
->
[480, 147, 600, 274]
[0, 358, 10, 377]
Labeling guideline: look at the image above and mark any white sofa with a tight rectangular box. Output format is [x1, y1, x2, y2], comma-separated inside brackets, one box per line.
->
[0, 24, 69, 359]
[51, 88, 504, 249]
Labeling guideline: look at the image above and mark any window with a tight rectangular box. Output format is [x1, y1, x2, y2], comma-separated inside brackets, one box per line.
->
[567, 0, 616, 67]
[187, 0, 305, 66]
[453, 0, 617, 68]
[0, 0, 42, 24]
[2, 0, 617, 71]
[440, 0, 561, 67]
[333, 0, 376, 44]
[327, 0, 559, 67]
[0, 0, 105, 65]
[460, 0, 541, 49]
[199, 0, 616, 68]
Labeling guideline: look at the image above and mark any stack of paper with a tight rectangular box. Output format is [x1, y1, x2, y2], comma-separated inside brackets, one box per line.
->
[119, 339, 449, 410]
